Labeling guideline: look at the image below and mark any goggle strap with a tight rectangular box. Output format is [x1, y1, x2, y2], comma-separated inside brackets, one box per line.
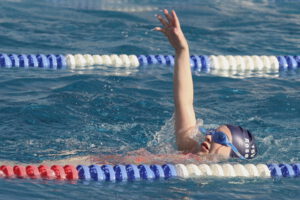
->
[227, 143, 246, 160]
[199, 127, 207, 134]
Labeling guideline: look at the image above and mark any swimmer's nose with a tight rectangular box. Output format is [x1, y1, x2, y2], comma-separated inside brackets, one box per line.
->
[205, 135, 212, 143]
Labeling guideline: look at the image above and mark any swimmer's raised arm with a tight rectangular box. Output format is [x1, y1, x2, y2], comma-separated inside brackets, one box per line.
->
[154, 9, 198, 153]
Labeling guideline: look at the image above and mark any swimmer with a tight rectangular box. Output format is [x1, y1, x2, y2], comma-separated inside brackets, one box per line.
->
[153, 9, 257, 161]
[79, 9, 258, 165]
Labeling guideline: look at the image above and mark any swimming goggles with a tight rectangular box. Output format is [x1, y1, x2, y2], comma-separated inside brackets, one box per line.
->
[199, 128, 245, 160]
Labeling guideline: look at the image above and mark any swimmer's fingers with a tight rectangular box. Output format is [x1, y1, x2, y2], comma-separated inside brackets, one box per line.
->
[153, 27, 166, 34]
[171, 10, 180, 28]
[163, 9, 174, 26]
[156, 14, 169, 27]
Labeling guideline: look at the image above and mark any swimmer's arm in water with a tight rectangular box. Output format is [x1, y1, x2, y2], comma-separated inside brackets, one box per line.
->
[154, 10, 198, 153]
[90, 153, 203, 165]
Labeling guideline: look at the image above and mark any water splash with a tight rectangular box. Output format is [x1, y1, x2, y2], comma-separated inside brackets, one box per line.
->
[147, 114, 207, 154]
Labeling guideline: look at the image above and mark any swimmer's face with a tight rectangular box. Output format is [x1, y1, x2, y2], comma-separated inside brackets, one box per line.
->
[199, 125, 232, 158]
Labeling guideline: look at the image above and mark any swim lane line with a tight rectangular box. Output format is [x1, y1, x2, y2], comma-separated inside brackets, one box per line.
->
[0, 163, 299, 182]
[0, 54, 299, 72]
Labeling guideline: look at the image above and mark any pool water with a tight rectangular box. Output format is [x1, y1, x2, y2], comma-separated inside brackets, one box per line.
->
[0, 0, 299, 199]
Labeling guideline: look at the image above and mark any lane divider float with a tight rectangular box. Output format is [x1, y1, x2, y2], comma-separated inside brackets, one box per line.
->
[1, 53, 299, 72]
[0, 163, 299, 182]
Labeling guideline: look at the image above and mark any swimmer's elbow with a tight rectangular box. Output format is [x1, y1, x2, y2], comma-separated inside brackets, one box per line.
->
[176, 134, 199, 154]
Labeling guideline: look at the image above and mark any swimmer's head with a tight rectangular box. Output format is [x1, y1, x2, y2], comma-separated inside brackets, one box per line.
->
[226, 124, 257, 159]
[199, 125, 257, 159]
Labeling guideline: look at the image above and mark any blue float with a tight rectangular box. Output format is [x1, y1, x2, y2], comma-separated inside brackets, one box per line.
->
[200, 55, 210, 72]
[155, 55, 167, 65]
[76, 165, 91, 180]
[277, 56, 288, 71]
[27, 54, 38, 67]
[137, 55, 147, 65]
[138, 164, 155, 180]
[279, 164, 295, 177]
[147, 55, 158, 65]
[18, 54, 29, 68]
[191, 55, 202, 71]
[294, 56, 300, 68]
[37, 54, 50, 68]
[101, 165, 116, 181]
[9, 54, 20, 67]
[284, 56, 297, 70]
[292, 164, 300, 177]
[47, 54, 58, 69]
[150, 164, 165, 179]
[56, 54, 67, 69]
[268, 164, 282, 177]
[0, 54, 12, 68]
[89, 165, 105, 181]
[114, 165, 128, 181]
[162, 164, 177, 178]
[164, 55, 174, 65]
[126, 164, 140, 181]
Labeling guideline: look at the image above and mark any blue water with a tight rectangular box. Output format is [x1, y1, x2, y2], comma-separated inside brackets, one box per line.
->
[0, 0, 300, 199]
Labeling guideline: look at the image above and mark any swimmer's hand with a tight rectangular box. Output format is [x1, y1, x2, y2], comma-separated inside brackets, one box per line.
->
[154, 9, 188, 52]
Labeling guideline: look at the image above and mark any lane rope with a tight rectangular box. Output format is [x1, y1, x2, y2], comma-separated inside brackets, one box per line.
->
[1, 53, 299, 72]
[0, 163, 299, 182]
[46, 0, 158, 12]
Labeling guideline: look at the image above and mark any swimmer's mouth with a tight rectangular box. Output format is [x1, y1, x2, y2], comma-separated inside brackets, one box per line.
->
[201, 142, 209, 153]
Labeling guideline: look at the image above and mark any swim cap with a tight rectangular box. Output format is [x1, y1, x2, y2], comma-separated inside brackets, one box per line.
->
[226, 125, 257, 159]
